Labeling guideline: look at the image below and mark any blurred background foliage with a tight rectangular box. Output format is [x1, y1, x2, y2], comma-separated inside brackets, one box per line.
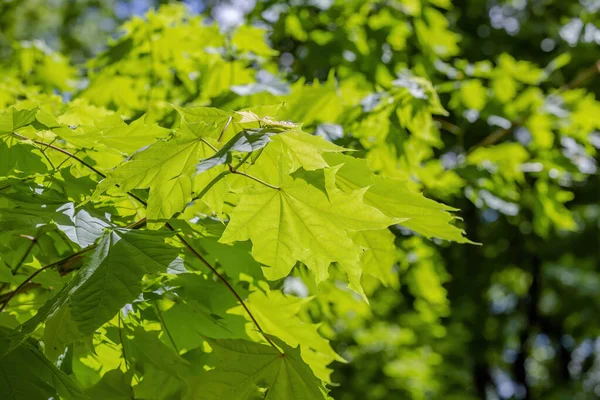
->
[0, 0, 599, 399]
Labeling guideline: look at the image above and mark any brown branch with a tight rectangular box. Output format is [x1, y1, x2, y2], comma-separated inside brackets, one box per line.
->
[0, 231, 41, 293]
[469, 60, 600, 152]
[0, 283, 39, 303]
[11, 232, 41, 276]
[433, 117, 461, 135]
[0, 217, 147, 309]
[469, 119, 523, 154]
[560, 60, 600, 91]
[0, 264, 55, 312]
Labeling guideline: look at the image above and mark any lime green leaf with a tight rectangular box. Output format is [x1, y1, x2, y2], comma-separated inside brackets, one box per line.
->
[220, 160, 399, 287]
[324, 153, 472, 243]
[0, 107, 38, 135]
[96, 132, 213, 227]
[173, 106, 233, 138]
[229, 286, 344, 383]
[232, 26, 279, 57]
[273, 130, 346, 173]
[349, 229, 398, 286]
[281, 75, 343, 125]
[460, 80, 487, 111]
[54, 114, 171, 155]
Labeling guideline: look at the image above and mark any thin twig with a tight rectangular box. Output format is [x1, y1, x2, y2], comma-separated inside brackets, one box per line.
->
[0, 232, 41, 293]
[0, 283, 39, 303]
[190, 170, 230, 203]
[154, 301, 178, 353]
[199, 137, 218, 152]
[560, 60, 600, 91]
[433, 117, 461, 135]
[33, 142, 57, 170]
[217, 116, 233, 142]
[0, 215, 150, 309]
[118, 312, 131, 370]
[228, 166, 280, 190]
[11, 231, 41, 276]
[166, 224, 283, 355]
[12, 132, 106, 178]
[469, 119, 523, 154]
[470, 60, 600, 151]
[56, 148, 82, 170]
[0, 263, 55, 312]
[231, 152, 252, 172]
[0, 247, 93, 309]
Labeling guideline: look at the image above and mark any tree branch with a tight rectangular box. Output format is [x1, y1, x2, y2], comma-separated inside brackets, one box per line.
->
[154, 300, 178, 353]
[468, 60, 599, 152]
[12, 127, 283, 355]
[12, 132, 106, 178]
[0, 231, 41, 293]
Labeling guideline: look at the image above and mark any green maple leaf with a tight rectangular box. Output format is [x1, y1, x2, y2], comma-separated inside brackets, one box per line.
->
[273, 130, 346, 173]
[0, 229, 182, 356]
[324, 153, 473, 243]
[173, 105, 233, 139]
[349, 229, 398, 287]
[0, 107, 38, 136]
[42, 307, 82, 361]
[86, 369, 133, 400]
[0, 187, 109, 246]
[53, 113, 171, 155]
[186, 337, 328, 400]
[195, 128, 278, 174]
[161, 274, 248, 348]
[0, 139, 48, 179]
[96, 132, 213, 228]
[220, 151, 400, 293]
[229, 285, 344, 383]
[0, 336, 88, 400]
[71, 229, 183, 335]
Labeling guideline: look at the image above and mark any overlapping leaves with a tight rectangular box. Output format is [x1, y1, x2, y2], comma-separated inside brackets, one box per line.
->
[0, 82, 469, 400]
